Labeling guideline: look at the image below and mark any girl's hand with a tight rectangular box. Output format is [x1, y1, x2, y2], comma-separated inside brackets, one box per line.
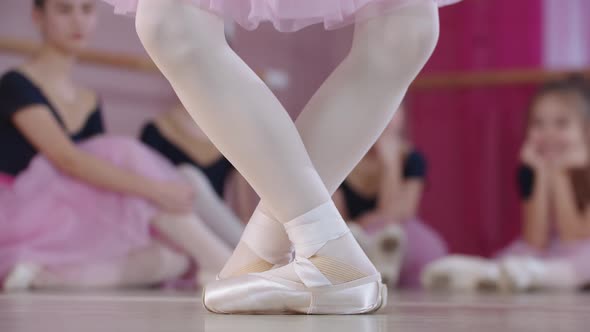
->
[520, 139, 544, 170]
[149, 181, 195, 214]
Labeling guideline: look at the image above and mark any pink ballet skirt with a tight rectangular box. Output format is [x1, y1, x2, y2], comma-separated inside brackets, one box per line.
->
[0, 136, 181, 280]
[102, 0, 462, 32]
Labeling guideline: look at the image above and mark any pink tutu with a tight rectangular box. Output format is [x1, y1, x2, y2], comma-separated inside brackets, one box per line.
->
[0, 136, 181, 280]
[102, 0, 462, 32]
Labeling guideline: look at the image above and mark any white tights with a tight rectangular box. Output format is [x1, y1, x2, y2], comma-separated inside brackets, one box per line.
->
[134, 0, 439, 279]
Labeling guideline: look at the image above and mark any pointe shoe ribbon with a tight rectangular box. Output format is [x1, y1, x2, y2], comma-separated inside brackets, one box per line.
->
[284, 201, 350, 288]
[242, 209, 293, 265]
[203, 201, 387, 314]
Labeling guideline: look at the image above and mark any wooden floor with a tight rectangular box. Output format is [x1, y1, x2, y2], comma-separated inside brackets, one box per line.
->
[1, 290, 588, 332]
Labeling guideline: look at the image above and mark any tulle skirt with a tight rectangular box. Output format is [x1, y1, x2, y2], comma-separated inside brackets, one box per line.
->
[0, 136, 180, 280]
[101, 0, 462, 32]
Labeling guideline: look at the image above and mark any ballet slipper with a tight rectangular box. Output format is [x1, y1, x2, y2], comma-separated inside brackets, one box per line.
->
[421, 255, 501, 292]
[203, 202, 386, 314]
[350, 223, 405, 286]
[370, 224, 406, 286]
[3, 263, 40, 292]
[499, 256, 547, 292]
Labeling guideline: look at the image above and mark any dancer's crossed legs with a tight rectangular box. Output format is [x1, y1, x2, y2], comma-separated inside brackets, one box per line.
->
[134, 0, 439, 285]
[218, 0, 441, 278]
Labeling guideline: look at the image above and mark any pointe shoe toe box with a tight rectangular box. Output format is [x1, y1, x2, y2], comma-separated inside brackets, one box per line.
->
[203, 275, 309, 314]
[203, 274, 386, 315]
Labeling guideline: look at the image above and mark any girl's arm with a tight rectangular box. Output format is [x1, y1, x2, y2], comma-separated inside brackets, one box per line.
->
[13, 106, 193, 212]
[521, 166, 551, 249]
[376, 160, 424, 221]
[519, 138, 551, 249]
[549, 143, 590, 242]
[376, 145, 425, 222]
[552, 169, 590, 241]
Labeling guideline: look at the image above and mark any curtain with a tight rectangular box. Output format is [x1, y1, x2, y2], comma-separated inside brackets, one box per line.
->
[409, 0, 543, 256]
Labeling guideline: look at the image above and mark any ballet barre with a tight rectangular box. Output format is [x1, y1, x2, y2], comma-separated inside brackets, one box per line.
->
[0, 37, 157, 73]
[413, 68, 590, 89]
[1, 37, 589, 88]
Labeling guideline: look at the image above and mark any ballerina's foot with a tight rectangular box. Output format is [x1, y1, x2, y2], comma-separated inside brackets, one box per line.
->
[216, 209, 293, 280]
[422, 255, 502, 292]
[3, 263, 40, 292]
[204, 202, 387, 314]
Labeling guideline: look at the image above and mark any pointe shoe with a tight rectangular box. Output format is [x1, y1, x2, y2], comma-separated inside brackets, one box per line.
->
[371, 224, 406, 287]
[3, 263, 40, 292]
[204, 202, 387, 315]
[421, 255, 501, 292]
[217, 209, 293, 279]
[349, 223, 405, 287]
[499, 256, 545, 292]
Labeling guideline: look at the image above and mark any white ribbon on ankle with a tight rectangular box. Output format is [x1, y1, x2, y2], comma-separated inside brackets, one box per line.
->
[284, 201, 350, 288]
[242, 209, 293, 265]
[293, 256, 332, 287]
[285, 216, 349, 258]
